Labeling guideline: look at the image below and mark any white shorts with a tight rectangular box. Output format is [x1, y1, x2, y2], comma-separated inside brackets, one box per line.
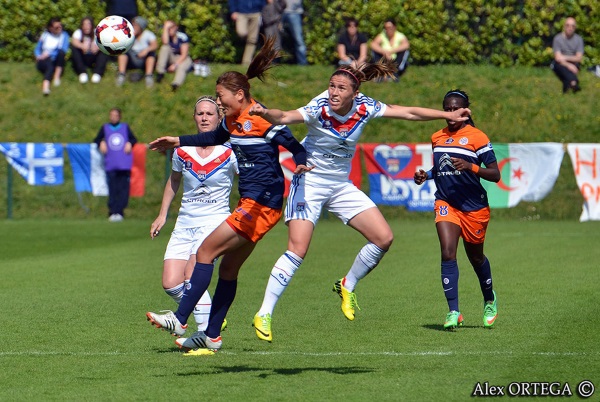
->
[285, 174, 376, 226]
[164, 221, 223, 261]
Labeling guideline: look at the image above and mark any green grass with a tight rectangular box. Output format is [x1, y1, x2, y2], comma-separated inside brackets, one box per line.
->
[1, 219, 599, 401]
[0, 62, 599, 220]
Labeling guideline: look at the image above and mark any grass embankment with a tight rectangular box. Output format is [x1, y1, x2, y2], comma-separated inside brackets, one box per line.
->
[1, 62, 599, 220]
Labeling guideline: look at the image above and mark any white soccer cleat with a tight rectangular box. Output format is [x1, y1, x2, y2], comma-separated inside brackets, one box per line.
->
[176, 331, 222, 352]
[146, 310, 187, 337]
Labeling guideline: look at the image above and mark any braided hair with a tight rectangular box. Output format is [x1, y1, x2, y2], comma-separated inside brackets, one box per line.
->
[443, 89, 475, 127]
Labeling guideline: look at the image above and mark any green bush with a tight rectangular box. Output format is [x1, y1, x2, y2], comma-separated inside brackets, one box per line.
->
[1, 0, 598, 66]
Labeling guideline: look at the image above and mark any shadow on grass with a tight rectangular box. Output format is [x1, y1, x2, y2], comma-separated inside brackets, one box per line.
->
[177, 365, 376, 378]
[422, 324, 481, 332]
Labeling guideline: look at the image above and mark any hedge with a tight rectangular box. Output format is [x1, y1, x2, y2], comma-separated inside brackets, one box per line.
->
[0, 0, 598, 66]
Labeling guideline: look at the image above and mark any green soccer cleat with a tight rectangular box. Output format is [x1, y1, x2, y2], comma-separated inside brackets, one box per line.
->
[444, 310, 464, 330]
[483, 290, 498, 328]
[221, 318, 228, 332]
[332, 279, 360, 321]
[252, 313, 272, 342]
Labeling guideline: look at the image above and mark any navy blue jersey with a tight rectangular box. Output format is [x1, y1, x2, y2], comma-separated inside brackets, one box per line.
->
[431, 125, 496, 211]
[179, 99, 306, 209]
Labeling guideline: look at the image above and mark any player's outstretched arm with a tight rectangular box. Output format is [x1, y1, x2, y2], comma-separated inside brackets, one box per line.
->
[249, 104, 304, 125]
[384, 105, 472, 122]
[149, 136, 180, 151]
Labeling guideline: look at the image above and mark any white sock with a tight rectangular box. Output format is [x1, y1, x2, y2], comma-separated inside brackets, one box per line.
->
[258, 250, 303, 316]
[193, 290, 212, 332]
[344, 243, 386, 291]
[164, 282, 185, 304]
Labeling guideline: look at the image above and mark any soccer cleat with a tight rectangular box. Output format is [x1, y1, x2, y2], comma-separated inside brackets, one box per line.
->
[91, 73, 102, 84]
[146, 310, 187, 337]
[252, 313, 272, 342]
[221, 318, 228, 332]
[176, 331, 222, 352]
[483, 290, 498, 328]
[183, 348, 216, 356]
[79, 73, 89, 84]
[444, 310, 464, 330]
[332, 279, 360, 321]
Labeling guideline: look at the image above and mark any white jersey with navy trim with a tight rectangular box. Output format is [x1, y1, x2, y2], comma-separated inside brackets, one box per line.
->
[171, 145, 238, 229]
[297, 90, 387, 180]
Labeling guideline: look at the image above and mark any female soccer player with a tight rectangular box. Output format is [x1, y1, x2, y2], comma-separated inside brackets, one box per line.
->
[150, 96, 237, 333]
[146, 38, 311, 352]
[248, 60, 471, 342]
[413, 89, 500, 330]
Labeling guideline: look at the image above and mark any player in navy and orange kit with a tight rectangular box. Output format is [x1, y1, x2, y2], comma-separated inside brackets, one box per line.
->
[146, 37, 311, 353]
[414, 89, 501, 330]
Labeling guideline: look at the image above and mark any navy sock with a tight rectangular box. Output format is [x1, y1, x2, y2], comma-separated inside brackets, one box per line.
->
[441, 260, 459, 312]
[175, 262, 214, 325]
[205, 278, 237, 339]
[473, 257, 494, 302]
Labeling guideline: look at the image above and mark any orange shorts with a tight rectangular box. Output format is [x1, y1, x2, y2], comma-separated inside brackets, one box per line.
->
[225, 197, 282, 243]
[434, 200, 490, 244]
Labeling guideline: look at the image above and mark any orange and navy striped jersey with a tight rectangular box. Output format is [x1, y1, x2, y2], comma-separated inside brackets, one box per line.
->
[430, 124, 496, 211]
[179, 99, 306, 209]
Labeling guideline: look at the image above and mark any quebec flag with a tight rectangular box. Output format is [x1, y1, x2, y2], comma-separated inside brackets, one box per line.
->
[66, 143, 108, 196]
[0, 142, 64, 185]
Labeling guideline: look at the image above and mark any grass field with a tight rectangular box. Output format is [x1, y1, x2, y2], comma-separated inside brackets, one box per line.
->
[1, 218, 599, 401]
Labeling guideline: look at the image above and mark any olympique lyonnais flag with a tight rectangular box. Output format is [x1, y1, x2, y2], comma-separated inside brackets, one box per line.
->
[66, 143, 108, 196]
[567, 144, 600, 222]
[482, 143, 564, 208]
[278, 145, 362, 197]
[0, 142, 64, 186]
[362, 143, 435, 211]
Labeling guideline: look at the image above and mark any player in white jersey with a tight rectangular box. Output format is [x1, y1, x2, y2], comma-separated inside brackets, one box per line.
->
[150, 96, 238, 333]
[248, 59, 472, 341]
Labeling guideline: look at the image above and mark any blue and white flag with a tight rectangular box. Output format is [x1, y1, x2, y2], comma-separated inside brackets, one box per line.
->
[0, 142, 64, 185]
[66, 143, 108, 196]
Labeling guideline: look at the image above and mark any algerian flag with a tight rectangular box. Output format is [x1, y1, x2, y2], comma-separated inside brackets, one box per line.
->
[482, 143, 564, 208]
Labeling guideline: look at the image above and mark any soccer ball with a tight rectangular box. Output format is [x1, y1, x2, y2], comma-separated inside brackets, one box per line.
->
[95, 16, 135, 56]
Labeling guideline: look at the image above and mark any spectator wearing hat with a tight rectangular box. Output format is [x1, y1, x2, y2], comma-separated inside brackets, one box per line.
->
[116, 16, 158, 88]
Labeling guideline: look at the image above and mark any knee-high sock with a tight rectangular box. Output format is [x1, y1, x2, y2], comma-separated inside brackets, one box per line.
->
[258, 250, 303, 316]
[441, 260, 459, 312]
[193, 290, 212, 331]
[175, 262, 214, 325]
[473, 257, 494, 302]
[164, 282, 185, 304]
[205, 278, 237, 339]
[344, 243, 386, 291]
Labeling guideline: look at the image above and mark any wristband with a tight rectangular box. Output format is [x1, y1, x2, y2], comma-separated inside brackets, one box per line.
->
[470, 164, 480, 174]
[426, 169, 433, 180]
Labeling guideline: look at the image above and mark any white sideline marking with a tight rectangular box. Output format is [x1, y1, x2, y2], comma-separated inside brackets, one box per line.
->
[0, 350, 596, 357]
